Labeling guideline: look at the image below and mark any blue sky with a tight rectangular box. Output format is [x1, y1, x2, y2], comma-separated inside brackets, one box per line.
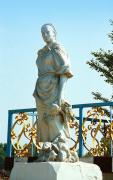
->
[0, 0, 113, 142]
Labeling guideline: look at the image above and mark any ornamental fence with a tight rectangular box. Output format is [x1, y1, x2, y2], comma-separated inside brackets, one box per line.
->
[7, 102, 113, 157]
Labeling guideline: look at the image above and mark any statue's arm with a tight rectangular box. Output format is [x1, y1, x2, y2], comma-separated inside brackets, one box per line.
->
[51, 44, 73, 78]
[51, 44, 73, 106]
[58, 75, 68, 106]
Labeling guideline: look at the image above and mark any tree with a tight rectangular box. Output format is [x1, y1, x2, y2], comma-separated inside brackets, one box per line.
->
[0, 143, 7, 169]
[86, 21, 113, 156]
[86, 20, 113, 102]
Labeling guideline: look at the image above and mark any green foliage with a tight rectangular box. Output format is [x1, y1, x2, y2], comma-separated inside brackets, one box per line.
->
[108, 20, 113, 43]
[87, 49, 113, 86]
[86, 21, 113, 102]
[0, 143, 7, 169]
[100, 137, 111, 156]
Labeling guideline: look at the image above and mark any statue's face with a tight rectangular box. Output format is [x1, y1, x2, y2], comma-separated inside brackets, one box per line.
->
[41, 25, 56, 44]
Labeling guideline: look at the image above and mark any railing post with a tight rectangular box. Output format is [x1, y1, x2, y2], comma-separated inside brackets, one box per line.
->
[79, 107, 83, 157]
[6, 110, 13, 157]
[110, 106, 112, 157]
[31, 112, 35, 156]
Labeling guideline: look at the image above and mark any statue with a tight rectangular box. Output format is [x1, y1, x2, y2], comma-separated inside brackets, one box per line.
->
[10, 24, 102, 180]
[33, 23, 78, 162]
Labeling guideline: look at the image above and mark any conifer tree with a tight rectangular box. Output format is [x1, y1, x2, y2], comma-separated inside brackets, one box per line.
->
[87, 21, 113, 102]
[87, 22, 113, 156]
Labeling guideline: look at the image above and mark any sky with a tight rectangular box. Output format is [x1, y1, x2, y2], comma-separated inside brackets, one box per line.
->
[0, 0, 113, 143]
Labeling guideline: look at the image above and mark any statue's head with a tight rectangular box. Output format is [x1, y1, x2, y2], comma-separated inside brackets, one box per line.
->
[41, 23, 57, 44]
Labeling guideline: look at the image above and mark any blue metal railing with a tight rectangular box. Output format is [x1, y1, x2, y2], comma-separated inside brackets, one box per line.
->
[7, 102, 113, 157]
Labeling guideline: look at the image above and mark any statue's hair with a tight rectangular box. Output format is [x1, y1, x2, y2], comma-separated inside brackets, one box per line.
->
[41, 23, 57, 35]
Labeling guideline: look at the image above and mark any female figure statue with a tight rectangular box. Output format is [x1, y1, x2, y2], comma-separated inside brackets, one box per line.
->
[33, 23, 73, 145]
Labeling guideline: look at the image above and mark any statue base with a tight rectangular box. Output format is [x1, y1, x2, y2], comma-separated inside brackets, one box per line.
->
[10, 161, 102, 180]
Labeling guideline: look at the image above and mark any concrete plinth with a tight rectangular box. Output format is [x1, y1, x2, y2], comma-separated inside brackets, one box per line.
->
[10, 161, 102, 180]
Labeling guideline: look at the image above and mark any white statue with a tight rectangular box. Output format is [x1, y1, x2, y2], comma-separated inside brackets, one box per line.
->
[33, 23, 78, 162]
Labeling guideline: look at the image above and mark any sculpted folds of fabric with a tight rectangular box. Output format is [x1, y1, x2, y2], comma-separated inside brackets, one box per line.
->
[33, 43, 73, 142]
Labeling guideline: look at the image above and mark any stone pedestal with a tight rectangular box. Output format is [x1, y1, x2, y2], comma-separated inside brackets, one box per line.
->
[10, 161, 102, 180]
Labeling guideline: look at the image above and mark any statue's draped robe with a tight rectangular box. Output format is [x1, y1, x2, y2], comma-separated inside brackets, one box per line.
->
[33, 43, 73, 142]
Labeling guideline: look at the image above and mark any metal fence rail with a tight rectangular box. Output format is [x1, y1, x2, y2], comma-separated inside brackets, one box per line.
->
[7, 102, 113, 157]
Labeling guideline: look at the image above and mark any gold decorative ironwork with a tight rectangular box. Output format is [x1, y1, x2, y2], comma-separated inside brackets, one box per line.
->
[11, 112, 41, 157]
[11, 107, 113, 157]
[82, 107, 112, 156]
[11, 109, 79, 157]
